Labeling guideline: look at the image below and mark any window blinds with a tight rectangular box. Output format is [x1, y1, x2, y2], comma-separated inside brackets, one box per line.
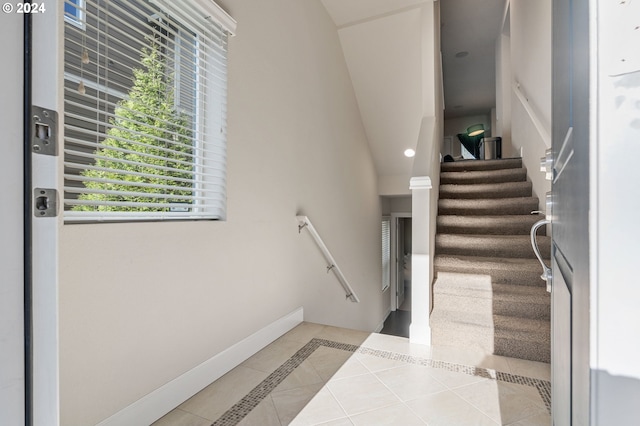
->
[63, 0, 235, 222]
[382, 218, 391, 291]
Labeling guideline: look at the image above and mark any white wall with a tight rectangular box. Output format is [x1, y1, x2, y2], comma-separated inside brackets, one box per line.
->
[391, 196, 412, 214]
[511, 0, 552, 134]
[443, 114, 491, 158]
[0, 13, 25, 426]
[337, 7, 423, 197]
[593, 0, 640, 421]
[444, 114, 491, 139]
[58, 0, 384, 424]
[510, 0, 552, 203]
[495, 32, 512, 157]
[336, 4, 428, 197]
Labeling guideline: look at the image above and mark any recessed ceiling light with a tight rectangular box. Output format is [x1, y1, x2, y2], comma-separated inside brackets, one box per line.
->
[404, 149, 416, 158]
[455, 51, 469, 58]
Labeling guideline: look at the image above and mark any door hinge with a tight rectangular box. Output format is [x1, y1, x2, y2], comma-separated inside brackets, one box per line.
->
[31, 105, 58, 156]
[34, 188, 58, 218]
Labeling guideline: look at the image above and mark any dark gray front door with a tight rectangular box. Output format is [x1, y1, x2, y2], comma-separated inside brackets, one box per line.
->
[551, 0, 591, 424]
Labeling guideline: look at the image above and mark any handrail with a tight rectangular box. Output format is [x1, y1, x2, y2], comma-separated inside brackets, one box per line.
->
[296, 216, 359, 303]
[512, 81, 552, 147]
[530, 218, 552, 292]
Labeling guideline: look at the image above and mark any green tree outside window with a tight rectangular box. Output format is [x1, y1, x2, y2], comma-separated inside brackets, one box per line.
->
[74, 37, 194, 212]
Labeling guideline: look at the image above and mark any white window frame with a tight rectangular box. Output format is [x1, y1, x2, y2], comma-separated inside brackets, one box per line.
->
[64, 0, 85, 30]
[62, 0, 236, 222]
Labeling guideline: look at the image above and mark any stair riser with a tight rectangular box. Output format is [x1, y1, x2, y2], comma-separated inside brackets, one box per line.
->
[435, 265, 546, 287]
[436, 236, 551, 259]
[440, 169, 527, 185]
[439, 183, 532, 199]
[438, 199, 540, 216]
[441, 158, 523, 172]
[437, 221, 543, 236]
[495, 338, 551, 363]
[434, 293, 551, 320]
[432, 324, 550, 363]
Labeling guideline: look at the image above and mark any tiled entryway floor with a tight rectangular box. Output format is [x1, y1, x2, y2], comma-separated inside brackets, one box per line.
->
[153, 322, 551, 426]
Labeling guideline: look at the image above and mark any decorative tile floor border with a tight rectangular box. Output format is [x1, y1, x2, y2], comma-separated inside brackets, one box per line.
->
[212, 338, 551, 426]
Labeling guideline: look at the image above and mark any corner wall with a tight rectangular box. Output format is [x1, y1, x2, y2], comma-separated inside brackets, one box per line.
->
[495, 32, 512, 157]
[59, 0, 384, 424]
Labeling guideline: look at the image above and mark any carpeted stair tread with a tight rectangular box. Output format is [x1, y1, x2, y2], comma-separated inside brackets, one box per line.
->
[430, 310, 550, 342]
[430, 310, 550, 362]
[437, 214, 545, 235]
[433, 272, 550, 320]
[434, 255, 547, 287]
[440, 158, 523, 172]
[434, 272, 550, 301]
[494, 315, 551, 363]
[436, 234, 551, 259]
[494, 339, 550, 363]
[439, 181, 533, 199]
[432, 158, 550, 362]
[440, 168, 527, 185]
[438, 197, 540, 216]
[431, 309, 550, 335]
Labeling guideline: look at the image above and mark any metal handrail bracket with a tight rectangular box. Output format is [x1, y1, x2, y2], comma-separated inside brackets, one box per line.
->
[296, 215, 360, 303]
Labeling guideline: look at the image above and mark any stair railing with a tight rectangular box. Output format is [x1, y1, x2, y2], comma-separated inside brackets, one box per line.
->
[296, 216, 359, 303]
[513, 81, 552, 147]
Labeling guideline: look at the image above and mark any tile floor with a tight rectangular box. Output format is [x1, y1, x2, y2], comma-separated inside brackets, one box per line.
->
[152, 322, 551, 426]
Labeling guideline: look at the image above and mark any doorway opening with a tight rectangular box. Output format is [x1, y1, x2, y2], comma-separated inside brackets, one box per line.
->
[396, 217, 412, 312]
[381, 215, 412, 338]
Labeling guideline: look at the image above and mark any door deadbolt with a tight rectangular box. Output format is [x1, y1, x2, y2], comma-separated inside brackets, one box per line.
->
[35, 195, 49, 211]
[33, 188, 58, 218]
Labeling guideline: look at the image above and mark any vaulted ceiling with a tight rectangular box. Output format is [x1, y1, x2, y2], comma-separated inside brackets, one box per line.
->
[321, 0, 428, 188]
[320, 0, 506, 190]
[440, 0, 506, 119]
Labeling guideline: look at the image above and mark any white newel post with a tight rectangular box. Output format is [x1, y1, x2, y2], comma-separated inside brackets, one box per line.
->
[409, 176, 433, 345]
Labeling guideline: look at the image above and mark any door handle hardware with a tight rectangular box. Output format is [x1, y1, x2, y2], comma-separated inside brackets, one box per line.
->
[531, 219, 552, 292]
[31, 106, 59, 156]
[540, 148, 553, 181]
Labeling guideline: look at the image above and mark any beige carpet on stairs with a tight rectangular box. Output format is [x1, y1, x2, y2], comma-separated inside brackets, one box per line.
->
[431, 158, 551, 363]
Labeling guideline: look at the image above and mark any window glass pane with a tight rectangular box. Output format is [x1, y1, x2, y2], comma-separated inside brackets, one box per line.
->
[64, 0, 81, 21]
[63, 0, 229, 221]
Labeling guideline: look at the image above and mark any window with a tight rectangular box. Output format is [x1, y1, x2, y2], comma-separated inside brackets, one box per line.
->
[382, 218, 391, 291]
[64, 0, 84, 28]
[63, 0, 235, 222]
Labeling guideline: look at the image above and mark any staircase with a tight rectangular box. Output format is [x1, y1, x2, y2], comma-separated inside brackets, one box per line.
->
[431, 158, 551, 363]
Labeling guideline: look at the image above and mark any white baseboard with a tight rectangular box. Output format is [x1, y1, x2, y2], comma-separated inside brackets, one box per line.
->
[97, 307, 304, 426]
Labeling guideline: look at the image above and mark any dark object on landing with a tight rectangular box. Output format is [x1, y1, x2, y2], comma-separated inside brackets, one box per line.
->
[457, 132, 482, 159]
[443, 154, 455, 162]
[480, 137, 502, 160]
